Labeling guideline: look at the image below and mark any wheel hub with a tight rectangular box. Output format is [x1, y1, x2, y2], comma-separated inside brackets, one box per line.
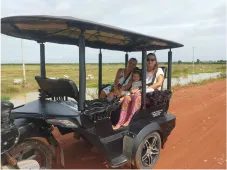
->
[141, 136, 159, 167]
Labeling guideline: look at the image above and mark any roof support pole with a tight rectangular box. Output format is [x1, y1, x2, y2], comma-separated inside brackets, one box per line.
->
[125, 52, 129, 68]
[79, 31, 86, 111]
[98, 49, 102, 96]
[167, 49, 172, 90]
[141, 49, 147, 109]
[40, 43, 46, 77]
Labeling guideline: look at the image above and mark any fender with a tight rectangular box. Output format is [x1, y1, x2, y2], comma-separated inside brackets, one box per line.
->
[13, 118, 52, 141]
[12, 118, 65, 168]
[123, 119, 163, 166]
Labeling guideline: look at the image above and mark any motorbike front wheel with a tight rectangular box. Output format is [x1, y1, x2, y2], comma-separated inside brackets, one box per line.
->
[6, 139, 53, 169]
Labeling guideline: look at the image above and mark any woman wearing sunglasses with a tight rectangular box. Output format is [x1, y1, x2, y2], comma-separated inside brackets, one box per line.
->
[146, 53, 165, 92]
[113, 53, 164, 130]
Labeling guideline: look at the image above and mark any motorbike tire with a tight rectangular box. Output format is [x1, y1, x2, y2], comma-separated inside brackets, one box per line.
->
[133, 132, 161, 169]
[7, 139, 52, 169]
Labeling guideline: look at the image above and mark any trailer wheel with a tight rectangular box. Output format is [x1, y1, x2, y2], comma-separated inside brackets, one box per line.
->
[134, 132, 161, 169]
[7, 139, 52, 169]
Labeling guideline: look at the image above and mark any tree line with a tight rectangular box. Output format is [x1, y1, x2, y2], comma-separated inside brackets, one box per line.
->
[177, 59, 226, 64]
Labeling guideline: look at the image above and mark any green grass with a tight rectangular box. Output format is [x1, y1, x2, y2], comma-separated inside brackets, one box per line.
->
[1, 63, 226, 98]
[1, 96, 10, 100]
[171, 63, 226, 78]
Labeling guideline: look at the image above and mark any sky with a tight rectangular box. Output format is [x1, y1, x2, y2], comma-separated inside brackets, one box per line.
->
[1, 0, 226, 63]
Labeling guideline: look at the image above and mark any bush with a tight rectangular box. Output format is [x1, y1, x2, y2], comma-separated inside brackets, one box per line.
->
[2, 85, 20, 93]
[1, 96, 10, 100]
[218, 73, 226, 79]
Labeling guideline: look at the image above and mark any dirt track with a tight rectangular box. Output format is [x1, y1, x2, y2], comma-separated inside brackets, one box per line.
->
[53, 79, 226, 169]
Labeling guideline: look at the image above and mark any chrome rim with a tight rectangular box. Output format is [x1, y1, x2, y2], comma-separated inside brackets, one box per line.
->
[141, 136, 159, 167]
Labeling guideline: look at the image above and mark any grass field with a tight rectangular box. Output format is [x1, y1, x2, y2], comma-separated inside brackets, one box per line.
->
[1, 63, 226, 98]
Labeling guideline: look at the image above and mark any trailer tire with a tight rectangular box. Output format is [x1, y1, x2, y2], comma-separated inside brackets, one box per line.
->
[134, 132, 161, 169]
[7, 139, 52, 169]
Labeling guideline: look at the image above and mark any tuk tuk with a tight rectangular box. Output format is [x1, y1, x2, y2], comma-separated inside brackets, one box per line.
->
[1, 15, 183, 169]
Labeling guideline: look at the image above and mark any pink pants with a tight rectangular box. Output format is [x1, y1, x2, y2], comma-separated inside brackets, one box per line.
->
[117, 91, 141, 126]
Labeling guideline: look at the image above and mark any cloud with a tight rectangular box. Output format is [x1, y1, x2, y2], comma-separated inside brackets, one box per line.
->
[1, 0, 226, 63]
[55, 1, 70, 11]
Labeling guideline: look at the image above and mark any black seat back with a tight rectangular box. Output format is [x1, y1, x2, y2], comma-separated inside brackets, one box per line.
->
[160, 66, 167, 91]
[35, 76, 79, 101]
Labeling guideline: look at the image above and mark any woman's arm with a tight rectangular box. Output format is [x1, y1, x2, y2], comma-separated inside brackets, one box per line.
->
[117, 78, 133, 97]
[147, 74, 164, 89]
[113, 68, 122, 91]
[121, 78, 133, 91]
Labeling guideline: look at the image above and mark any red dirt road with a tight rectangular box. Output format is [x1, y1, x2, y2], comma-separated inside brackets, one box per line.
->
[53, 79, 226, 169]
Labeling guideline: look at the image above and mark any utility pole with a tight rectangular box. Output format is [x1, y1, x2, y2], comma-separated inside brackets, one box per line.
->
[21, 39, 26, 83]
[192, 46, 195, 81]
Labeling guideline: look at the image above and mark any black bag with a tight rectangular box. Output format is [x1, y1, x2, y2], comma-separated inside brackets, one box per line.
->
[146, 90, 172, 106]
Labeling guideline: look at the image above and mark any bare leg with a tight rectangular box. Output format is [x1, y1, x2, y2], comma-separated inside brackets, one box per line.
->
[119, 96, 125, 103]
[113, 95, 132, 130]
[125, 92, 141, 126]
[123, 120, 130, 127]
[112, 124, 121, 130]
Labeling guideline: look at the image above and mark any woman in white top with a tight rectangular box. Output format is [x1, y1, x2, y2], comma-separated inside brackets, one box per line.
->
[113, 53, 164, 130]
[100, 58, 138, 98]
[146, 53, 165, 92]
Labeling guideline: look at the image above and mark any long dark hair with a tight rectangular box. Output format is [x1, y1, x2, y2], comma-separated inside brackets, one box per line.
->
[147, 53, 159, 73]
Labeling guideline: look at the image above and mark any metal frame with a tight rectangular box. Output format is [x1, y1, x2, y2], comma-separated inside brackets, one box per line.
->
[3, 16, 181, 105]
[78, 31, 86, 111]
[98, 49, 102, 95]
[38, 44, 173, 110]
[125, 52, 128, 68]
[141, 50, 147, 109]
[2, 16, 184, 52]
[167, 49, 172, 90]
[40, 43, 46, 77]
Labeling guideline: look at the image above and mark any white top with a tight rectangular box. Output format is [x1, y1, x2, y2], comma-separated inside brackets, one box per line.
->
[118, 69, 132, 86]
[131, 81, 142, 90]
[146, 68, 164, 92]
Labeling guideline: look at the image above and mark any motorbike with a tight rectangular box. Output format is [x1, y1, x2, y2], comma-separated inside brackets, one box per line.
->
[1, 101, 40, 169]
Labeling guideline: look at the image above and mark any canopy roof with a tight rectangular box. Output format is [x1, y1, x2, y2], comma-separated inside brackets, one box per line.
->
[1, 15, 183, 52]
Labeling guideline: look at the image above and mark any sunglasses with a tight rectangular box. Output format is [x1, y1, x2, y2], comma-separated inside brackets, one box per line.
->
[147, 58, 156, 62]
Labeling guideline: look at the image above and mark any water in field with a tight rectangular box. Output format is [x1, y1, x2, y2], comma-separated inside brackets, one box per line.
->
[10, 72, 222, 107]
[162, 72, 222, 89]
[10, 89, 98, 107]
